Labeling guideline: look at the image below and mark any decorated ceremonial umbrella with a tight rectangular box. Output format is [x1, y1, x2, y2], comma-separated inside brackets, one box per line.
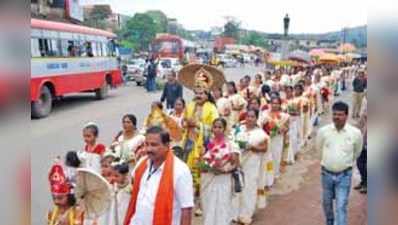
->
[178, 64, 226, 91]
[309, 48, 325, 57]
[318, 53, 340, 64]
[288, 49, 311, 63]
[268, 60, 298, 67]
[338, 43, 356, 53]
[75, 168, 112, 219]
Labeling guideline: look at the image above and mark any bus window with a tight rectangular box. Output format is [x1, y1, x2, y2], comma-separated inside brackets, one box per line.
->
[97, 42, 103, 57]
[85, 42, 94, 57]
[102, 42, 108, 56]
[67, 40, 75, 57]
[91, 42, 97, 57]
[50, 39, 61, 57]
[76, 40, 85, 57]
[61, 39, 70, 57]
[31, 38, 41, 57]
[108, 40, 116, 57]
[38, 38, 49, 57]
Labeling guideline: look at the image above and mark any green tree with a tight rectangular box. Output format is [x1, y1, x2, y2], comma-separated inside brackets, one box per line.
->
[83, 5, 112, 29]
[177, 27, 194, 41]
[223, 18, 241, 40]
[241, 31, 269, 49]
[119, 13, 157, 51]
[145, 10, 168, 33]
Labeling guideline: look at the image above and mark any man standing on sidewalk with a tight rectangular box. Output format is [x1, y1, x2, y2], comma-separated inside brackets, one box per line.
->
[352, 69, 367, 118]
[316, 101, 363, 225]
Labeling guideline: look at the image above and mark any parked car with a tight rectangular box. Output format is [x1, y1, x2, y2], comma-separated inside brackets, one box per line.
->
[157, 58, 182, 79]
[127, 59, 146, 85]
[218, 54, 238, 68]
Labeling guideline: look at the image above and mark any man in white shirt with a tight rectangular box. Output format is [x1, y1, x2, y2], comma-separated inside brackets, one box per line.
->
[124, 126, 194, 225]
[316, 101, 363, 225]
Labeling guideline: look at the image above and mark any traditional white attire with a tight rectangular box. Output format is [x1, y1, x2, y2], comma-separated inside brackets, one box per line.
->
[100, 184, 130, 225]
[227, 93, 247, 124]
[231, 125, 269, 224]
[129, 156, 194, 225]
[285, 99, 299, 163]
[259, 111, 289, 178]
[112, 134, 146, 166]
[200, 139, 239, 225]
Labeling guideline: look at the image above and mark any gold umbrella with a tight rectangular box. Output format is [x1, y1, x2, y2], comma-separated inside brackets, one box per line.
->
[178, 64, 226, 91]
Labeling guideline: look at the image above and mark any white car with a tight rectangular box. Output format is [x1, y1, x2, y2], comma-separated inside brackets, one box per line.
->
[157, 58, 182, 79]
[218, 54, 238, 68]
[127, 59, 146, 85]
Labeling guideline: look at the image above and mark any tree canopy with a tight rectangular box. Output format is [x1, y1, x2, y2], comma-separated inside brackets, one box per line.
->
[83, 5, 112, 30]
[240, 31, 269, 49]
[145, 10, 168, 33]
[119, 13, 157, 51]
[223, 17, 241, 40]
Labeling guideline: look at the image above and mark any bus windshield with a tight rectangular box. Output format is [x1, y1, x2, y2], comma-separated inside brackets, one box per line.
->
[152, 40, 181, 54]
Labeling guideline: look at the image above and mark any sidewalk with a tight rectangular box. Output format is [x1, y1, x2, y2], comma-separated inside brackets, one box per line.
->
[252, 161, 367, 225]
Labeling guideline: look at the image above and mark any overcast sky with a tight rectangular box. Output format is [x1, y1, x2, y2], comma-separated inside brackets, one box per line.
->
[81, 0, 367, 34]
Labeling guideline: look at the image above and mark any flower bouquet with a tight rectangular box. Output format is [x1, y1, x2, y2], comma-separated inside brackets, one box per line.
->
[263, 120, 281, 138]
[233, 126, 249, 153]
[199, 142, 233, 173]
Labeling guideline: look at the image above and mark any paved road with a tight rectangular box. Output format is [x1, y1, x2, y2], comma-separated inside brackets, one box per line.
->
[31, 66, 260, 225]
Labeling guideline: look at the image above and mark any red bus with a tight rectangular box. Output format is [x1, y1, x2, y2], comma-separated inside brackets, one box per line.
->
[31, 18, 122, 118]
[150, 34, 184, 60]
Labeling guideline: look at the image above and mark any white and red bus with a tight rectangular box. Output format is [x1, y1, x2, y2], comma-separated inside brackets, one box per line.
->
[31, 18, 122, 118]
[150, 34, 184, 61]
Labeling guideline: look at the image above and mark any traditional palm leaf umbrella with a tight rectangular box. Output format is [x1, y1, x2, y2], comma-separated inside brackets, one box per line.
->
[75, 168, 112, 219]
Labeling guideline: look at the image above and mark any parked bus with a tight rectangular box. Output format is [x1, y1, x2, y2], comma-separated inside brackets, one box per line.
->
[150, 34, 184, 61]
[31, 18, 122, 118]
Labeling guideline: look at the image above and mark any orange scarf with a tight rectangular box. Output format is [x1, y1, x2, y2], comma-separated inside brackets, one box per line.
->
[123, 150, 175, 225]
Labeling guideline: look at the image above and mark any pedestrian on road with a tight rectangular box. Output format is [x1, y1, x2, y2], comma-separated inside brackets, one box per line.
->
[316, 101, 363, 225]
[146, 58, 157, 92]
[123, 126, 194, 225]
[352, 69, 367, 118]
[160, 71, 183, 110]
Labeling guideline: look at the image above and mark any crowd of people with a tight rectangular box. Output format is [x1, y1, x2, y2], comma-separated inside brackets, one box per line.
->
[46, 62, 367, 225]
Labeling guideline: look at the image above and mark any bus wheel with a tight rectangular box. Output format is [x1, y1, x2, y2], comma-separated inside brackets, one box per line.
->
[95, 81, 110, 100]
[31, 85, 52, 118]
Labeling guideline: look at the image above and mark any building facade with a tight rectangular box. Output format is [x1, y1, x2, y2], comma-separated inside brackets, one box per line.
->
[31, 0, 84, 23]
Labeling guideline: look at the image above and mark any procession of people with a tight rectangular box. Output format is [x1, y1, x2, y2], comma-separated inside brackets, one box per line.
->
[46, 61, 367, 225]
